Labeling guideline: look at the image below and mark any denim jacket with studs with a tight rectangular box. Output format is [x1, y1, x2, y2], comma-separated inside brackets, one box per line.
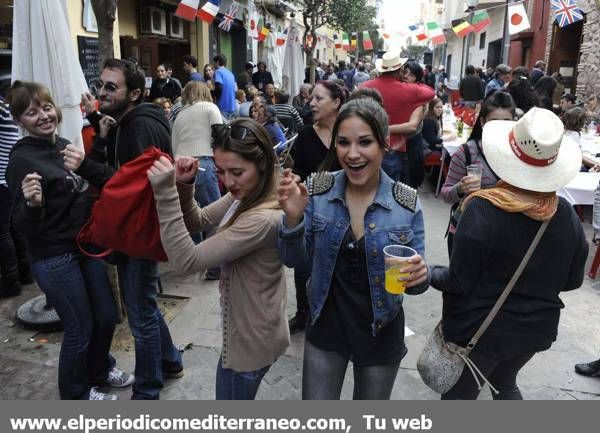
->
[278, 169, 430, 336]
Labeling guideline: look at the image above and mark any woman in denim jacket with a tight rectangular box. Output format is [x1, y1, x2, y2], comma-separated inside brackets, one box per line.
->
[278, 98, 430, 399]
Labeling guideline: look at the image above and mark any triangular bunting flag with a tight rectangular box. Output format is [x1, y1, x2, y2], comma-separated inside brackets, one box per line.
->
[452, 18, 474, 38]
[508, 3, 530, 35]
[175, 0, 200, 21]
[426, 21, 446, 45]
[218, 1, 239, 32]
[334, 34, 342, 49]
[362, 31, 373, 51]
[342, 32, 350, 50]
[470, 9, 491, 33]
[198, 0, 221, 24]
[550, 0, 584, 28]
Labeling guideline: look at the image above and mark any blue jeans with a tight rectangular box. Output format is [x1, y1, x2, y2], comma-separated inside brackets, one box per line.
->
[194, 157, 221, 209]
[381, 151, 409, 184]
[193, 157, 221, 277]
[215, 356, 271, 400]
[31, 252, 117, 399]
[118, 257, 183, 399]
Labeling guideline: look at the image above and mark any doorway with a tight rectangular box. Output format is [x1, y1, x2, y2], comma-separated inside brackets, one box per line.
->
[548, 20, 584, 94]
[486, 39, 502, 69]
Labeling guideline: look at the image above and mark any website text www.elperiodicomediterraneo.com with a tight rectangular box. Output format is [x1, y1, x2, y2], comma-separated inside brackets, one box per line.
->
[8, 413, 433, 433]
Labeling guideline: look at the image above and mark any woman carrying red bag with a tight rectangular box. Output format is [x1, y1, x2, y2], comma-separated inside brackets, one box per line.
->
[146, 117, 289, 400]
[5, 81, 133, 400]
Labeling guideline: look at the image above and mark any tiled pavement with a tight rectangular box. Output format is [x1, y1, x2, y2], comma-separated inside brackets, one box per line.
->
[1, 184, 600, 400]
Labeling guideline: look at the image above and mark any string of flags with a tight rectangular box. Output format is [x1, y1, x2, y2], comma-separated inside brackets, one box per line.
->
[175, 0, 584, 53]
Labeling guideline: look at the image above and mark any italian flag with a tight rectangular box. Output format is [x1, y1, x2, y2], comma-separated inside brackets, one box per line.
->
[342, 32, 350, 50]
[175, 0, 200, 21]
[197, 0, 221, 24]
[471, 9, 491, 33]
[426, 21, 446, 45]
[362, 31, 373, 50]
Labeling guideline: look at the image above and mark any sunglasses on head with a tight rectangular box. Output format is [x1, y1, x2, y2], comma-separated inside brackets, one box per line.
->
[211, 124, 254, 141]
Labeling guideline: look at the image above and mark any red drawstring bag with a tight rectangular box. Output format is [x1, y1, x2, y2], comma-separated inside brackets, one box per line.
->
[77, 146, 170, 262]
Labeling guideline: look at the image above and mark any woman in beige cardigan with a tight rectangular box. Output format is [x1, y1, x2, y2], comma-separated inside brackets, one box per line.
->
[147, 118, 289, 400]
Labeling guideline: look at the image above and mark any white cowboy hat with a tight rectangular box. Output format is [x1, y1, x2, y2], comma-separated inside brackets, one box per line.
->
[481, 107, 581, 192]
[375, 52, 408, 73]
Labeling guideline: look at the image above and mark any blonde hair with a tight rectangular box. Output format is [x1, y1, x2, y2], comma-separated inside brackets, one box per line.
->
[182, 81, 212, 105]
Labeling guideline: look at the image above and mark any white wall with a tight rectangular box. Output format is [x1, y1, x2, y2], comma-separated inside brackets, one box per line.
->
[442, 4, 506, 84]
[466, 7, 505, 69]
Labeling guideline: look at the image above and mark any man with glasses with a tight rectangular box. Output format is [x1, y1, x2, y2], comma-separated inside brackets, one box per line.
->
[67, 58, 183, 400]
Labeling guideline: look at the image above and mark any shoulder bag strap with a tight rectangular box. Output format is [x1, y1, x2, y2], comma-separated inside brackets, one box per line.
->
[466, 219, 550, 351]
[475, 139, 500, 180]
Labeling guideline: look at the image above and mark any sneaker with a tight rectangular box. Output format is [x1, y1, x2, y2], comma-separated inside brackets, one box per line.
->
[288, 314, 306, 335]
[105, 367, 135, 388]
[89, 386, 117, 400]
[574, 359, 600, 377]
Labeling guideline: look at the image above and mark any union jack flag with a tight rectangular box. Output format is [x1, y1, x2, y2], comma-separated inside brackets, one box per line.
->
[550, 0, 584, 28]
[218, 1, 239, 32]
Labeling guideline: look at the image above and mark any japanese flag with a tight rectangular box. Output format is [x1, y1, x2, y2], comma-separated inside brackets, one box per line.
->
[508, 3, 530, 35]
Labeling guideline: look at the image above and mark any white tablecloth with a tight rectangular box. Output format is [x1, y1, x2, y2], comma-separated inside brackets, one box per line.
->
[557, 172, 600, 206]
[443, 140, 463, 157]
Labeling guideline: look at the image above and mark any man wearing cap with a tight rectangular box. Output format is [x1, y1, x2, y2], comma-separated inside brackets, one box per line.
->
[361, 52, 435, 183]
[485, 64, 512, 97]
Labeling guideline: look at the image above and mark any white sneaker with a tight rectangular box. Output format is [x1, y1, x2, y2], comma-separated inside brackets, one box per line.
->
[105, 367, 135, 388]
[89, 386, 117, 400]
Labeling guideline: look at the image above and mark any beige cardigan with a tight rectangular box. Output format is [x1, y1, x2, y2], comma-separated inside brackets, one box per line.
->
[150, 170, 289, 372]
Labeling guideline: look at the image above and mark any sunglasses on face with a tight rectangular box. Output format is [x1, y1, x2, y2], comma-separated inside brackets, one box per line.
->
[92, 79, 123, 94]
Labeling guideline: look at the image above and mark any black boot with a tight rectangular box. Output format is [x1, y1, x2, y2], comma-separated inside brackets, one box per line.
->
[574, 359, 600, 377]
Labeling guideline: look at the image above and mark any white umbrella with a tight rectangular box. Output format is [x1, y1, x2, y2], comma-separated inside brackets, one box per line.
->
[282, 23, 305, 101]
[12, 0, 88, 150]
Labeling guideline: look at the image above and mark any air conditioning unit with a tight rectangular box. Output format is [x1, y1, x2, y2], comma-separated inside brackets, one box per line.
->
[169, 14, 184, 39]
[140, 7, 166, 36]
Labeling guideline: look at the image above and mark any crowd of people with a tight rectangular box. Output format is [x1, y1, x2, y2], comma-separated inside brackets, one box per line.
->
[0, 49, 598, 403]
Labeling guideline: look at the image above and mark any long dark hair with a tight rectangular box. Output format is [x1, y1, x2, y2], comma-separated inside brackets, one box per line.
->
[211, 118, 279, 228]
[424, 97, 443, 133]
[468, 91, 516, 142]
[506, 78, 540, 114]
[320, 98, 389, 172]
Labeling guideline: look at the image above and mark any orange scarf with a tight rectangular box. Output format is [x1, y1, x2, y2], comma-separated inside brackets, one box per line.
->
[460, 180, 558, 221]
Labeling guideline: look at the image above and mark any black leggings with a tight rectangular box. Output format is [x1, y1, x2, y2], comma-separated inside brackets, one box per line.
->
[442, 350, 536, 400]
[302, 340, 400, 400]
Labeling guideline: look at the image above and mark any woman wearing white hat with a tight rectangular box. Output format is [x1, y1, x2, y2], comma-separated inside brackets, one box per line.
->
[430, 107, 588, 400]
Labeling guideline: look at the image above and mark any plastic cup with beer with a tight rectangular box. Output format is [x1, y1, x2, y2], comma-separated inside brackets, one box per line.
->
[466, 164, 482, 189]
[383, 245, 418, 295]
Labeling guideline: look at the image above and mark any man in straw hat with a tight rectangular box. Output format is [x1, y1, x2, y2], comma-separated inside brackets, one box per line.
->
[430, 107, 587, 399]
[361, 52, 435, 183]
